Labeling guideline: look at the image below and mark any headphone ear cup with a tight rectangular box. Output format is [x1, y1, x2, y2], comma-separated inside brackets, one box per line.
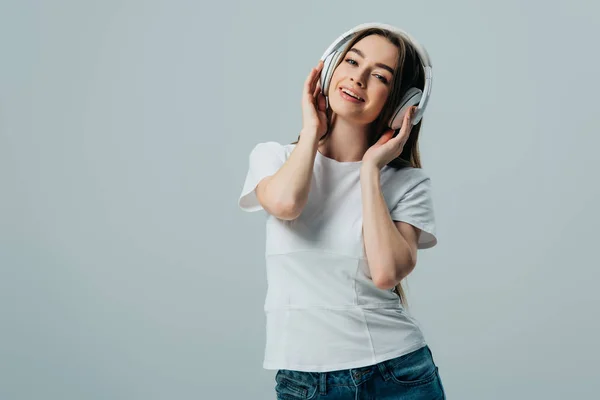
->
[388, 87, 423, 130]
[321, 50, 343, 97]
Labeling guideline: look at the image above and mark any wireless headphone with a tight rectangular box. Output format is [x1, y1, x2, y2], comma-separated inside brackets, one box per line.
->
[320, 22, 433, 130]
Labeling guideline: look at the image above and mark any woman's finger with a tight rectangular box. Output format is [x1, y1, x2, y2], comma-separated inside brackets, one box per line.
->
[304, 68, 317, 97]
[311, 61, 324, 93]
[313, 75, 323, 99]
[379, 129, 395, 145]
[304, 62, 320, 93]
[393, 107, 415, 145]
[304, 61, 324, 101]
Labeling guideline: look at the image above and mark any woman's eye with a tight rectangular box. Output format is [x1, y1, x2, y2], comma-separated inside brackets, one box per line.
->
[345, 58, 388, 84]
[375, 74, 388, 84]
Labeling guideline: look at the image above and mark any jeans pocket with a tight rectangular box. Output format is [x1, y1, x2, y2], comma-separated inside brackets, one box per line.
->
[385, 346, 439, 387]
[275, 370, 318, 400]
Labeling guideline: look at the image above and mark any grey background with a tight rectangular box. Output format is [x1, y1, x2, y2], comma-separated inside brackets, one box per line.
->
[1, 0, 598, 399]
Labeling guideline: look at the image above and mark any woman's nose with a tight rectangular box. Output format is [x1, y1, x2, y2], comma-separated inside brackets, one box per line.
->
[350, 76, 364, 87]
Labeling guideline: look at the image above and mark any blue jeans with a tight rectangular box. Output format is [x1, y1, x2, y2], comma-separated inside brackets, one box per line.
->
[275, 345, 446, 399]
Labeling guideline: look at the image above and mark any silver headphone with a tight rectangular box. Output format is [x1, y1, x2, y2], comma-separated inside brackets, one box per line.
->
[320, 22, 433, 130]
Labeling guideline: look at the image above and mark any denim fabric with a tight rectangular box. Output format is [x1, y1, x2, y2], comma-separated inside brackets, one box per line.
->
[274, 345, 446, 399]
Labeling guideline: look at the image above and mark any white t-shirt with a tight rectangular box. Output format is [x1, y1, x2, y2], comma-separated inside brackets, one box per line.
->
[238, 141, 438, 372]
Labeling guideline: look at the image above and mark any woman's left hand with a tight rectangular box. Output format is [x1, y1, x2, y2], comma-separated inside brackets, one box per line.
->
[362, 106, 416, 170]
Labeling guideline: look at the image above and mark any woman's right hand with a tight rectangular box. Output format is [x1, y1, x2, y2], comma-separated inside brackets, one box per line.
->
[301, 60, 328, 138]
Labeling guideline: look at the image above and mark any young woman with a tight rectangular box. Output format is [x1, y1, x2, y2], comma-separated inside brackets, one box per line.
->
[239, 22, 446, 399]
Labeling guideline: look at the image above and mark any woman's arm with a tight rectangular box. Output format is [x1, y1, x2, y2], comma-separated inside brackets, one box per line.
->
[256, 132, 319, 220]
[360, 164, 421, 289]
[256, 61, 327, 220]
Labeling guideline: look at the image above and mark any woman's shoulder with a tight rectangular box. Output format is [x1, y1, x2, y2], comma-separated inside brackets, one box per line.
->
[381, 165, 434, 200]
[250, 141, 295, 157]
[385, 165, 432, 184]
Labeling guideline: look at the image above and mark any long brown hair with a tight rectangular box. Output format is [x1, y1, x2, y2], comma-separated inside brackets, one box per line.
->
[293, 28, 427, 309]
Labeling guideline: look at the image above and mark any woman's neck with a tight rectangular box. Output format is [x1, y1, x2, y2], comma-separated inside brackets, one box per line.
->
[318, 116, 370, 163]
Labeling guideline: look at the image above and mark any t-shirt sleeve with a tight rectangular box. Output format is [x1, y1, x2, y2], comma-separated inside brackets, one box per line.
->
[389, 176, 438, 249]
[238, 141, 287, 212]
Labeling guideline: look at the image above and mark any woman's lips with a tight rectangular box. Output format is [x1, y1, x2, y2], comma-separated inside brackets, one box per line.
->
[339, 87, 364, 103]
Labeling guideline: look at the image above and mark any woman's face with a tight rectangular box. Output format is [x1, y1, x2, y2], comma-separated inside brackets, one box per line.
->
[328, 34, 398, 126]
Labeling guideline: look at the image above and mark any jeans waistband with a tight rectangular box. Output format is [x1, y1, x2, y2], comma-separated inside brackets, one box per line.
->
[280, 345, 431, 395]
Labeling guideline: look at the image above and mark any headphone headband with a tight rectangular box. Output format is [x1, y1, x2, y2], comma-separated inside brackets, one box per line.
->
[320, 22, 432, 125]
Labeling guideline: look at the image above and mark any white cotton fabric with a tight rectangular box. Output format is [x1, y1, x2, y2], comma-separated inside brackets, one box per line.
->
[238, 141, 438, 372]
